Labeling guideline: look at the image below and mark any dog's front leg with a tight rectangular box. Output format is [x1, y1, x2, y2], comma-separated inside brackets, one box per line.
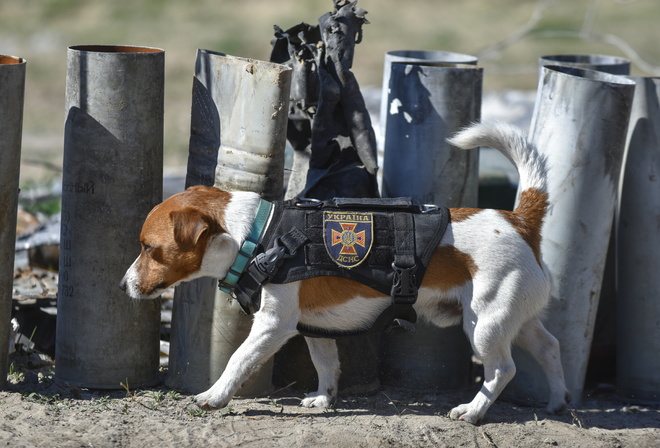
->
[301, 337, 340, 408]
[195, 286, 300, 411]
[195, 323, 296, 411]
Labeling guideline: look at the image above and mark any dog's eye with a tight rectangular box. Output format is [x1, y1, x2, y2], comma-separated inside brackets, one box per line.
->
[143, 243, 154, 253]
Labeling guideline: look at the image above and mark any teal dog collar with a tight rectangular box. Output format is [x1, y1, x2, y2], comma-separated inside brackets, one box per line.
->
[218, 199, 273, 296]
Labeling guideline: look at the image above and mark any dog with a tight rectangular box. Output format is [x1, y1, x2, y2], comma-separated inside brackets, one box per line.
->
[120, 121, 570, 424]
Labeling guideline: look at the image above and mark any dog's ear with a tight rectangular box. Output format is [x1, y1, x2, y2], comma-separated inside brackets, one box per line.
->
[170, 208, 210, 251]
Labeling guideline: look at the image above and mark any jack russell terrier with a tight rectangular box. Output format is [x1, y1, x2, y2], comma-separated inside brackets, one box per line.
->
[120, 121, 569, 424]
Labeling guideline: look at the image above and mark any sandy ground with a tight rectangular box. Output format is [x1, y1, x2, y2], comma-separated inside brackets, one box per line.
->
[1, 352, 658, 448]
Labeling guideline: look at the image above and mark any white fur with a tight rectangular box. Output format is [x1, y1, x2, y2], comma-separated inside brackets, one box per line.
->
[447, 120, 548, 194]
[126, 121, 569, 425]
[197, 191, 262, 281]
[120, 258, 143, 299]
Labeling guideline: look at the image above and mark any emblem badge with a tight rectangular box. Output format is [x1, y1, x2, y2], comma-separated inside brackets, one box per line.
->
[323, 211, 373, 268]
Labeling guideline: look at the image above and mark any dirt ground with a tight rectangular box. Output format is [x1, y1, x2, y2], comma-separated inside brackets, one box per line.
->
[1, 352, 658, 448]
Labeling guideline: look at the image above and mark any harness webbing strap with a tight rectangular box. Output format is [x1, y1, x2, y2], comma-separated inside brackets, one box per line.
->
[393, 212, 416, 269]
[234, 227, 309, 314]
[390, 212, 419, 325]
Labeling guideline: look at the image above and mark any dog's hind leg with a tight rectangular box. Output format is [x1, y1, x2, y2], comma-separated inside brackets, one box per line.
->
[450, 313, 517, 424]
[514, 317, 570, 413]
[301, 337, 340, 408]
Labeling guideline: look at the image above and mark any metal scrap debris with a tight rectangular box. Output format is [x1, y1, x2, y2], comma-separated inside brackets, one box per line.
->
[271, 0, 379, 199]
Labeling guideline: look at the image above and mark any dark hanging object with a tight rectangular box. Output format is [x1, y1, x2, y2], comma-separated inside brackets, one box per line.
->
[271, 0, 379, 200]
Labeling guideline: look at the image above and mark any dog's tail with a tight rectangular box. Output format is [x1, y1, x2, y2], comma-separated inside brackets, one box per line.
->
[447, 121, 547, 197]
[447, 121, 549, 239]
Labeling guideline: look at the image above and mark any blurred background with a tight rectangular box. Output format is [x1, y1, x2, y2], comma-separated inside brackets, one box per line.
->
[2, 0, 659, 186]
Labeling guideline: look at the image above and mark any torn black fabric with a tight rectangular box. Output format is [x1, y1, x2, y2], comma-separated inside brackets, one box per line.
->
[271, 0, 379, 200]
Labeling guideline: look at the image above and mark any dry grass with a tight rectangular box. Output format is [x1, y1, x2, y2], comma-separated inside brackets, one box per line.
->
[2, 0, 659, 182]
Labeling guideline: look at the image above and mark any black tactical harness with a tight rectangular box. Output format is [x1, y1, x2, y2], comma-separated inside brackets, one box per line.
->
[218, 197, 450, 338]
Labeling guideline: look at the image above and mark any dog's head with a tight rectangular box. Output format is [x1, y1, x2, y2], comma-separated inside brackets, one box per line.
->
[120, 186, 237, 299]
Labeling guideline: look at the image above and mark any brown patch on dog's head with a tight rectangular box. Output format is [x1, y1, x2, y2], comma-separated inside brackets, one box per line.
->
[122, 186, 231, 298]
[170, 207, 212, 251]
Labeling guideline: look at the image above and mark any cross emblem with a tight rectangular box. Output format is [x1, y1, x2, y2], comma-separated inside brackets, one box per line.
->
[331, 223, 367, 255]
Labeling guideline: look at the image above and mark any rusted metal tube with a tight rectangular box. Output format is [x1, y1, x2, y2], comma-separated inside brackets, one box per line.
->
[0, 55, 26, 388]
[507, 65, 635, 404]
[616, 76, 660, 402]
[379, 62, 482, 390]
[56, 45, 164, 388]
[167, 50, 291, 395]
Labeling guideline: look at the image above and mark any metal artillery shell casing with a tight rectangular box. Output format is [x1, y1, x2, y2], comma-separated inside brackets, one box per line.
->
[167, 50, 292, 396]
[185, 49, 291, 200]
[0, 55, 26, 388]
[55, 45, 164, 389]
[382, 62, 482, 207]
[616, 76, 660, 403]
[507, 65, 635, 404]
[379, 50, 477, 150]
[539, 54, 630, 76]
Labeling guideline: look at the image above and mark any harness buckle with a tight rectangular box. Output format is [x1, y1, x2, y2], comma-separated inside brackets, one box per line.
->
[391, 262, 418, 304]
[253, 238, 296, 276]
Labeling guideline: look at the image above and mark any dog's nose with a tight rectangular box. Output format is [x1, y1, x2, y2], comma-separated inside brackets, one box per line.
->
[119, 277, 127, 292]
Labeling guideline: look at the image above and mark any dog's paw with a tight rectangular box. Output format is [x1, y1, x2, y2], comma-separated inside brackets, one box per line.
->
[194, 391, 230, 412]
[449, 404, 482, 425]
[301, 392, 333, 409]
[546, 390, 571, 414]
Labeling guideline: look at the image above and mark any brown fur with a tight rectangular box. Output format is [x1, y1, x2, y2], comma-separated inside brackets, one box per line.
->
[132, 186, 232, 296]
[299, 276, 382, 311]
[298, 245, 477, 311]
[448, 208, 481, 223]
[423, 245, 477, 291]
[499, 188, 548, 265]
